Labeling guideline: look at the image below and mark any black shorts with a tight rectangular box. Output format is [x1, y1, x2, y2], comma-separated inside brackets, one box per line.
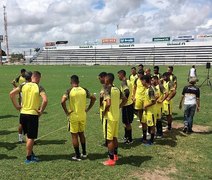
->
[122, 104, 134, 125]
[20, 114, 39, 139]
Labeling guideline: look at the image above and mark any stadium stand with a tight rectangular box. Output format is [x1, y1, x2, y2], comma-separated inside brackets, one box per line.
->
[32, 41, 212, 65]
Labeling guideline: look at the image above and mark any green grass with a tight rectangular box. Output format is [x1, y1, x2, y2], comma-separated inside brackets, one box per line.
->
[0, 65, 211, 180]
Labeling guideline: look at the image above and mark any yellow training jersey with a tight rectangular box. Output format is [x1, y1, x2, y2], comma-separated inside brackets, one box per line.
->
[15, 75, 26, 86]
[19, 82, 46, 115]
[144, 86, 156, 113]
[120, 79, 133, 106]
[129, 74, 138, 86]
[104, 85, 122, 121]
[64, 86, 91, 122]
[134, 78, 146, 99]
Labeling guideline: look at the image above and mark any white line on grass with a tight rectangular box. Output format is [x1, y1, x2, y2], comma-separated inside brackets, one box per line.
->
[35, 126, 66, 141]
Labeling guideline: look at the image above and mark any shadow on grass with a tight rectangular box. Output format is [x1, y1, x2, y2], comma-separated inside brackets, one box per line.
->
[0, 130, 17, 135]
[155, 128, 187, 147]
[0, 142, 17, 150]
[0, 154, 17, 160]
[35, 139, 67, 145]
[0, 115, 18, 120]
[118, 138, 142, 149]
[38, 154, 71, 161]
[173, 116, 184, 121]
[87, 152, 108, 160]
[116, 155, 152, 167]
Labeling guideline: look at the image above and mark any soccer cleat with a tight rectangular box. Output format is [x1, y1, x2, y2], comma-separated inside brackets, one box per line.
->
[72, 156, 81, 161]
[139, 125, 143, 128]
[183, 127, 188, 133]
[81, 154, 87, 158]
[144, 140, 154, 146]
[103, 159, 115, 166]
[114, 155, 118, 161]
[25, 158, 38, 164]
[155, 135, 163, 139]
[125, 140, 133, 145]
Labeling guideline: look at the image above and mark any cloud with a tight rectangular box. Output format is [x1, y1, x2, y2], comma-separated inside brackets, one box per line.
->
[0, 0, 212, 53]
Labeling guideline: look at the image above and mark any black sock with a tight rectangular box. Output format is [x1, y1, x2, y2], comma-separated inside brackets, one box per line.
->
[108, 151, 114, 160]
[81, 143, 86, 155]
[128, 129, 132, 141]
[157, 120, 163, 135]
[143, 130, 147, 140]
[168, 123, 172, 130]
[114, 147, 118, 155]
[150, 133, 155, 143]
[74, 147, 80, 158]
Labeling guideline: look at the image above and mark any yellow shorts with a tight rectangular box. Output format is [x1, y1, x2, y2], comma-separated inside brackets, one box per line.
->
[68, 120, 86, 133]
[103, 119, 119, 140]
[134, 98, 144, 110]
[141, 111, 156, 127]
[163, 100, 173, 115]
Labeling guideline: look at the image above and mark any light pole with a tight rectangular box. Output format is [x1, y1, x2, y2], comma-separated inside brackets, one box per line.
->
[0, 35, 3, 65]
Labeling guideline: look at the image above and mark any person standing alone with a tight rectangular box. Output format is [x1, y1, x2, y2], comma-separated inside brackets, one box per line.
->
[179, 78, 200, 133]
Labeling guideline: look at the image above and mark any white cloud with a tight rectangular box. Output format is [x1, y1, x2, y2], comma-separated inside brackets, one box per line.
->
[0, 0, 212, 53]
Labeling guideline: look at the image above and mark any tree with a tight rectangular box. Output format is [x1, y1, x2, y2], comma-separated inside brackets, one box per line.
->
[1, 49, 6, 56]
[10, 53, 24, 62]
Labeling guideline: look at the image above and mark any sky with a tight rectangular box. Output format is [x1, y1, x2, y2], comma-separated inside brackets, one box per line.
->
[0, 0, 212, 54]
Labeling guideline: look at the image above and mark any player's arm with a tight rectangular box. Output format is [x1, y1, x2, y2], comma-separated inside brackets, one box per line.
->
[86, 94, 96, 112]
[61, 95, 70, 116]
[37, 92, 48, 116]
[132, 80, 137, 101]
[103, 98, 111, 117]
[179, 95, 184, 110]
[9, 87, 21, 110]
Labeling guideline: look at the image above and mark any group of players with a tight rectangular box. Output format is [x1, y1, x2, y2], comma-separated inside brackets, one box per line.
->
[9, 65, 177, 166]
[97, 64, 177, 166]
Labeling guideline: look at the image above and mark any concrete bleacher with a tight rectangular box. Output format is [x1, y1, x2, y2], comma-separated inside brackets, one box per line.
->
[32, 41, 212, 65]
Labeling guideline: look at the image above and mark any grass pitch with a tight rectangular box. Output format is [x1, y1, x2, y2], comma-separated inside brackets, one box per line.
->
[0, 65, 211, 180]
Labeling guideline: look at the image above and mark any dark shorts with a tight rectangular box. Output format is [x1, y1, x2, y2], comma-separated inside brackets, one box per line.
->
[122, 104, 134, 125]
[20, 114, 39, 139]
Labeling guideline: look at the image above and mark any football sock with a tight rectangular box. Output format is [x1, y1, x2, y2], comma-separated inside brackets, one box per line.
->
[74, 147, 80, 158]
[81, 143, 86, 155]
[150, 133, 155, 143]
[108, 151, 114, 160]
[114, 147, 118, 155]
[18, 134, 23, 141]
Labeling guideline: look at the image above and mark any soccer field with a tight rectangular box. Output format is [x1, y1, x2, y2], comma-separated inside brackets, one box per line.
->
[0, 65, 211, 179]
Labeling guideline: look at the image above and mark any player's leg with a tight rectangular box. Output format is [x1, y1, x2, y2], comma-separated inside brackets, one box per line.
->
[183, 105, 189, 132]
[25, 115, 39, 163]
[18, 116, 24, 143]
[188, 104, 196, 133]
[70, 121, 81, 160]
[103, 120, 116, 166]
[78, 120, 87, 157]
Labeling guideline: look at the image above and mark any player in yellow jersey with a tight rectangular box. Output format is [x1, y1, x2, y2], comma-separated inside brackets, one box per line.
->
[133, 70, 146, 125]
[153, 66, 162, 79]
[168, 66, 177, 90]
[61, 75, 96, 161]
[118, 70, 134, 144]
[17, 71, 32, 143]
[12, 69, 26, 88]
[151, 76, 168, 138]
[162, 72, 176, 130]
[10, 71, 48, 163]
[141, 75, 156, 145]
[102, 73, 126, 166]
[98, 72, 107, 146]
[129, 67, 138, 88]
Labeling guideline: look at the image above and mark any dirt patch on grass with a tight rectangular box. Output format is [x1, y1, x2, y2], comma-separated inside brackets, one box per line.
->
[129, 166, 177, 180]
[172, 122, 210, 133]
